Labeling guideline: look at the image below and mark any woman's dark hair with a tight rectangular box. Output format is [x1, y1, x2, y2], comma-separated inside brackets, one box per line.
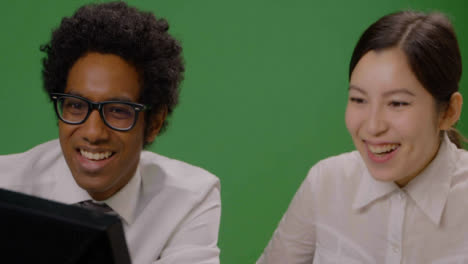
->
[349, 11, 464, 148]
[41, 1, 184, 145]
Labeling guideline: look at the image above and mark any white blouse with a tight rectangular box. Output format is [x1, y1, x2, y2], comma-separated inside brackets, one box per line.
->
[258, 134, 468, 264]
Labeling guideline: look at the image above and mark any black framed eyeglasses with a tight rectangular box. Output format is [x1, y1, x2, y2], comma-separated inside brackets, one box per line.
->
[50, 93, 151, 131]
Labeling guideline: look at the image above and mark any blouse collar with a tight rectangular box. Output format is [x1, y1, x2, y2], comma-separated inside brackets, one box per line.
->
[353, 133, 456, 226]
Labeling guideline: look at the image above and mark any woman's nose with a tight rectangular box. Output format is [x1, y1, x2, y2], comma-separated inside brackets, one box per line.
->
[365, 106, 388, 136]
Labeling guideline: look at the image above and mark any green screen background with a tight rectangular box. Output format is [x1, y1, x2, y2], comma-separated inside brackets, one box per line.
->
[1, 1, 467, 263]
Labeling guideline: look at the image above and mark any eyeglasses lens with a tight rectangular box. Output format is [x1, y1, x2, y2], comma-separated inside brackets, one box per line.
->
[57, 96, 136, 130]
[102, 104, 135, 130]
[57, 97, 88, 123]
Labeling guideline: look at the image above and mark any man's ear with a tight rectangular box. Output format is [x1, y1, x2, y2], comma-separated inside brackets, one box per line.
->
[439, 92, 463, 130]
[145, 107, 168, 144]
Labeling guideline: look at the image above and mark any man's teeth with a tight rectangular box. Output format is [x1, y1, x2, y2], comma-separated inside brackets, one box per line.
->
[80, 149, 113, 160]
[368, 144, 399, 154]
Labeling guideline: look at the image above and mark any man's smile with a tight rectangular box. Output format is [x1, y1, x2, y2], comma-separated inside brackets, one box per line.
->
[74, 147, 117, 174]
[79, 149, 114, 161]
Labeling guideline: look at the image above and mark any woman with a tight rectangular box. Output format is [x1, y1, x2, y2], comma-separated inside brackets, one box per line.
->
[257, 11, 466, 263]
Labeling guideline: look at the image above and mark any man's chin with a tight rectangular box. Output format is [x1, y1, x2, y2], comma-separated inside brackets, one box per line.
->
[73, 177, 116, 200]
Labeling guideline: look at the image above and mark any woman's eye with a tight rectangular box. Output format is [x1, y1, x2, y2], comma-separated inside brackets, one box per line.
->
[389, 101, 409, 107]
[349, 97, 365, 104]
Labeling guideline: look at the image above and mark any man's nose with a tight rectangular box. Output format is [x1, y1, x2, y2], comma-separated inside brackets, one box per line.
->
[80, 110, 110, 144]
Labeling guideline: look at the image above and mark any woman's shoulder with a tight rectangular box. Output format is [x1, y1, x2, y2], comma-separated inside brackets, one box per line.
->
[304, 150, 365, 187]
[311, 149, 363, 173]
[452, 147, 468, 182]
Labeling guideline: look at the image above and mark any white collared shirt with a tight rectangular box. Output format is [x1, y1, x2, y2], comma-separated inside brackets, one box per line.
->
[0, 139, 221, 264]
[258, 134, 468, 264]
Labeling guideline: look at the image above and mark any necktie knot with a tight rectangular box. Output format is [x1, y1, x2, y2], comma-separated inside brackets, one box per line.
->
[75, 200, 116, 215]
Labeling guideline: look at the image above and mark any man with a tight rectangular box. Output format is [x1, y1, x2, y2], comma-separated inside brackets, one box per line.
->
[0, 2, 220, 263]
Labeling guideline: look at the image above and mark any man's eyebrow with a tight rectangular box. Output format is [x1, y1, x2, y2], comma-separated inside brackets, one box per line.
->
[66, 91, 135, 102]
[106, 97, 134, 102]
[66, 91, 82, 97]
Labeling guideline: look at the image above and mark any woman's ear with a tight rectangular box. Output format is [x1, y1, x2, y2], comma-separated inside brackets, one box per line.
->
[439, 92, 463, 130]
[145, 107, 168, 144]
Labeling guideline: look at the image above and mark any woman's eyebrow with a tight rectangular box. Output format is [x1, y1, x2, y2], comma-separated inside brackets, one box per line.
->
[383, 89, 416, 97]
[348, 85, 416, 97]
[348, 85, 366, 94]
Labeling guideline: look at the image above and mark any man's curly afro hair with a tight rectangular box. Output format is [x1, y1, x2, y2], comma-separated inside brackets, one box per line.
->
[41, 1, 184, 141]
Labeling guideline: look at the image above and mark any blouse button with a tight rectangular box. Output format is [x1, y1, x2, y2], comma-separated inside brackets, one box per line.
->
[399, 192, 406, 200]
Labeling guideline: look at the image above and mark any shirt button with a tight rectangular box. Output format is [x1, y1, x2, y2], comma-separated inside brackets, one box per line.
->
[399, 192, 406, 200]
[393, 245, 400, 253]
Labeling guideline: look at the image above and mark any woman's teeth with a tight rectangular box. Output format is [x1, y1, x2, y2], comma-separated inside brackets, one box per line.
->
[80, 149, 113, 160]
[368, 144, 399, 155]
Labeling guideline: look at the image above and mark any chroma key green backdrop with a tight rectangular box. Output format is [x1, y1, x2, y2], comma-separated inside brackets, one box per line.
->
[0, 1, 467, 263]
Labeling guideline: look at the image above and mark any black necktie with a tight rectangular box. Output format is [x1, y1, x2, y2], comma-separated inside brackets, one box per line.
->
[75, 200, 117, 215]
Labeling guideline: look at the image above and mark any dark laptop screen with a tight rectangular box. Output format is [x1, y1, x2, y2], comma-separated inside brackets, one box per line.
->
[0, 188, 131, 264]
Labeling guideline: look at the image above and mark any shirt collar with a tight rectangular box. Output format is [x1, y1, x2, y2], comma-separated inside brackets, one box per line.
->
[53, 155, 141, 225]
[53, 156, 91, 204]
[353, 133, 455, 226]
[404, 133, 455, 226]
[352, 160, 398, 211]
[103, 166, 141, 225]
